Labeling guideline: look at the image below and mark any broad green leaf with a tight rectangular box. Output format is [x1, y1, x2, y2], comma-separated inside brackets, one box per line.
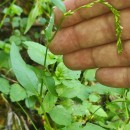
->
[51, 0, 66, 13]
[43, 74, 57, 96]
[89, 105, 108, 117]
[81, 83, 124, 95]
[56, 80, 82, 98]
[45, 12, 54, 41]
[83, 123, 106, 130]
[10, 43, 38, 94]
[9, 35, 21, 45]
[70, 103, 90, 116]
[89, 93, 100, 103]
[24, 1, 42, 34]
[0, 51, 10, 69]
[10, 4, 23, 16]
[25, 96, 37, 108]
[12, 17, 20, 28]
[83, 69, 96, 81]
[77, 86, 90, 100]
[124, 123, 130, 130]
[24, 41, 57, 66]
[3, 4, 23, 16]
[127, 91, 130, 101]
[61, 122, 82, 130]
[55, 62, 81, 80]
[10, 84, 27, 102]
[0, 78, 10, 95]
[106, 103, 120, 113]
[49, 105, 72, 126]
[43, 92, 57, 112]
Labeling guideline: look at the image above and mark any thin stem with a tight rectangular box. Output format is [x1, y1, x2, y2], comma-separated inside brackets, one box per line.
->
[123, 90, 129, 120]
[38, 97, 53, 130]
[51, 15, 65, 41]
[40, 15, 66, 96]
[17, 102, 38, 130]
[0, 0, 8, 7]
[43, 15, 65, 69]
[0, 73, 18, 83]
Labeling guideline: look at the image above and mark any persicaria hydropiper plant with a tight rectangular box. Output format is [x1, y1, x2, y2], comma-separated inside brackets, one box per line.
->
[0, 0, 125, 130]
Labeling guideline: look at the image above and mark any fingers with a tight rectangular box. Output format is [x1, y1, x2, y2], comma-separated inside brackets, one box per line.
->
[63, 40, 130, 70]
[50, 9, 130, 55]
[55, 0, 130, 27]
[96, 67, 130, 88]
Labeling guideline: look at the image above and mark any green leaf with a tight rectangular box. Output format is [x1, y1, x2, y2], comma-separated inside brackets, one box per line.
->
[24, 41, 57, 66]
[45, 12, 54, 41]
[12, 17, 20, 28]
[24, 1, 42, 34]
[9, 35, 21, 45]
[83, 123, 106, 130]
[43, 92, 57, 112]
[89, 105, 108, 117]
[0, 51, 10, 69]
[49, 105, 72, 126]
[77, 86, 89, 100]
[25, 96, 37, 108]
[10, 43, 38, 94]
[127, 91, 130, 101]
[10, 84, 27, 102]
[56, 80, 82, 98]
[10, 4, 23, 16]
[83, 69, 96, 81]
[124, 123, 130, 130]
[4, 4, 23, 16]
[81, 83, 124, 95]
[43, 74, 57, 96]
[89, 93, 100, 103]
[0, 78, 10, 95]
[70, 103, 90, 116]
[55, 62, 81, 80]
[61, 122, 82, 130]
[51, 0, 66, 13]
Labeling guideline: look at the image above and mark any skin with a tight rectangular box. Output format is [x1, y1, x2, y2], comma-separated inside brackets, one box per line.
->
[49, 0, 130, 88]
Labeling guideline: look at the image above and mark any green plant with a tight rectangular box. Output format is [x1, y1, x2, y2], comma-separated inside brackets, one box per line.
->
[0, 0, 129, 130]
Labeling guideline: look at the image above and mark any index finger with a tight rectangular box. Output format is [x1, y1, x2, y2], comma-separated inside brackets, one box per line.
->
[55, 0, 130, 27]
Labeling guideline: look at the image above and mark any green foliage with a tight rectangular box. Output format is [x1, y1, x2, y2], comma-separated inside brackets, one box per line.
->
[24, 0, 43, 33]
[10, 84, 27, 102]
[24, 41, 57, 66]
[3, 4, 23, 16]
[43, 73, 57, 96]
[84, 123, 106, 130]
[0, 78, 10, 95]
[55, 62, 81, 80]
[10, 43, 39, 94]
[51, 0, 66, 13]
[43, 92, 57, 112]
[49, 105, 72, 126]
[0, 0, 127, 130]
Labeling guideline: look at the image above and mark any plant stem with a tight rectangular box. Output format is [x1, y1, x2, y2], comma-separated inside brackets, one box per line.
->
[123, 90, 129, 120]
[38, 97, 53, 130]
[17, 102, 38, 130]
[0, 0, 8, 7]
[40, 15, 65, 95]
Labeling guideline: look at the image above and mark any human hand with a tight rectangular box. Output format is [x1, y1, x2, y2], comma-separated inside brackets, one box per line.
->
[49, 0, 130, 88]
